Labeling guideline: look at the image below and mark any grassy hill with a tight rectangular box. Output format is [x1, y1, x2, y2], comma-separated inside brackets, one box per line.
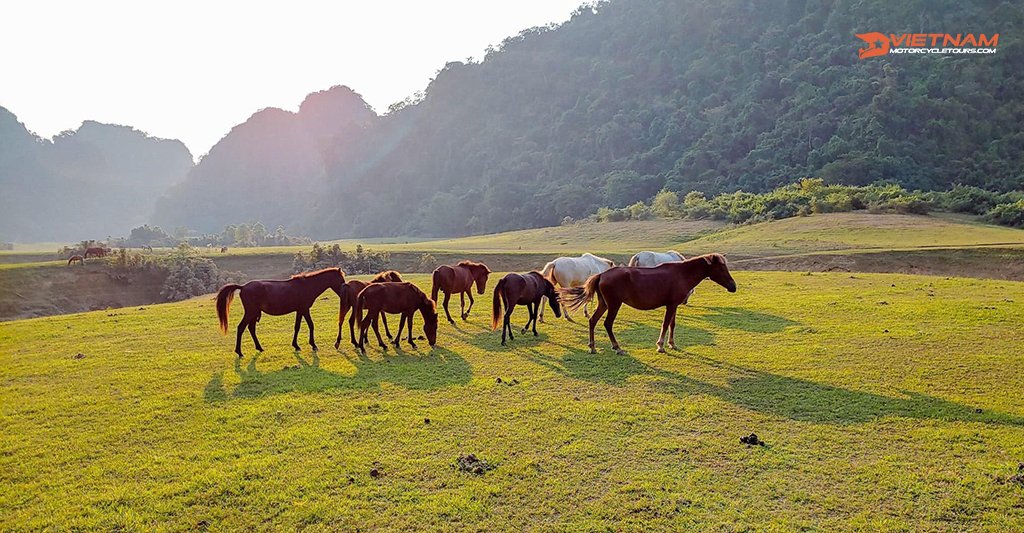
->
[2, 271, 1023, 529]
[678, 213, 1024, 258]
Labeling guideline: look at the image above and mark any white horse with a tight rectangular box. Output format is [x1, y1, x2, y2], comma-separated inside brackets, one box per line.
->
[628, 250, 695, 301]
[628, 250, 685, 267]
[539, 253, 615, 322]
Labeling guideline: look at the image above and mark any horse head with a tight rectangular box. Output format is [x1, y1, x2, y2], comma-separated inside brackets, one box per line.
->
[543, 276, 562, 318]
[704, 254, 736, 292]
[420, 295, 439, 346]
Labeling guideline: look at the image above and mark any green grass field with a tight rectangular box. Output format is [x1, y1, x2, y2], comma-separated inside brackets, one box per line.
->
[3, 271, 1024, 530]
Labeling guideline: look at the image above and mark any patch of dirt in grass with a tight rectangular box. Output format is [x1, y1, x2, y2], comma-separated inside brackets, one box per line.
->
[456, 454, 495, 475]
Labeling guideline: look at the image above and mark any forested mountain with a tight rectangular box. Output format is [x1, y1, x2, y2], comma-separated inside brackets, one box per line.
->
[152, 86, 375, 233]
[304, 0, 1023, 237]
[0, 107, 193, 241]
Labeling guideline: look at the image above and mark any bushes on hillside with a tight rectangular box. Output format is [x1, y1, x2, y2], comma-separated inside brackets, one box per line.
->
[585, 179, 1021, 228]
[292, 243, 391, 274]
[159, 244, 244, 301]
[986, 200, 1024, 228]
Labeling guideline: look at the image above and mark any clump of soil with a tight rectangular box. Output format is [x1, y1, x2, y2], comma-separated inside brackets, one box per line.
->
[424, 418, 431, 425]
[740, 433, 766, 447]
[370, 462, 384, 478]
[1007, 463, 1024, 486]
[495, 377, 520, 386]
[72, 353, 86, 359]
[456, 454, 495, 475]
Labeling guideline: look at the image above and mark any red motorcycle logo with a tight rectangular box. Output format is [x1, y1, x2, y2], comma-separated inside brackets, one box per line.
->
[856, 32, 891, 59]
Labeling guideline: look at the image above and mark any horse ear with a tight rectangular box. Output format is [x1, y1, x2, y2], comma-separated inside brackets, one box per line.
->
[704, 255, 714, 265]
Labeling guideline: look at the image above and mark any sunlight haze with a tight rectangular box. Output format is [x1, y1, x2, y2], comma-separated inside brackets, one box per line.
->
[0, 0, 583, 158]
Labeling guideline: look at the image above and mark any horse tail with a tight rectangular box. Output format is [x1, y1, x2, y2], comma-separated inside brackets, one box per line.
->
[628, 254, 640, 267]
[431, 268, 441, 302]
[216, 284, 243, 335]
[559, 273, 601, 313]
[491, 278, 506, 330]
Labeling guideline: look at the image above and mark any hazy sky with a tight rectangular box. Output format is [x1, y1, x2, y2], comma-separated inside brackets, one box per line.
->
[1, 0, 584, 159]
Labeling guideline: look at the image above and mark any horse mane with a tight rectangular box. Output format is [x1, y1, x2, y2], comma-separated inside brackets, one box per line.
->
[372, 270, 402, 282]
[457, 260, 491, 273]
[291, 267, 343, 279]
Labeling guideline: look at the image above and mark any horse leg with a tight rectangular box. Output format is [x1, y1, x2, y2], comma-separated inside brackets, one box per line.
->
[588, 299, 607, 354]
[668, 309, 679, 350]
[464, 292, 474, 320]
[562, 296, 575, 322]
[502, 304, 514, 346]
[371, 314, 387, 350]
[248, 315, 263, 353]
[604, 302, 623, 355]
[392, 314, 405, 349]
[442, 292, 454, 324]
[406, 312, 417, 348]
[382, 313, 393, 341]
[349, 313, 359, 347]
[304, 310, 317, 351]
[235, 318, 247, 357]
[656, 306, 675, 353]
[292, 312, 302, 351]
[335, 302, 349, 349]
[521, 301, 532, 334]
[538, 296, 545, 323]
[358, 314, 371, 353]
[531, 301, 540, 336]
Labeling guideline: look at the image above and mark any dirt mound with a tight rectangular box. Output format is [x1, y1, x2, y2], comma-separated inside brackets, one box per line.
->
[456, 454, 495, 475]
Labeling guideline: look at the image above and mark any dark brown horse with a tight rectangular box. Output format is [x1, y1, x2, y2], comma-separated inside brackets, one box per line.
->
[491, 272, 561, 345]
[354, 282, 438, 352]
[67, 255, 84, 266]
[560, 254, 736, 354]
[334, 270, 404, 349]
[84, 246, 110, 259]
[216, 268, 345, 357]
[431, 261, 491, 323]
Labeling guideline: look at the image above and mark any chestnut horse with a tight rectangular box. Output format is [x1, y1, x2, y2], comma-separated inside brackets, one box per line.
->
[84, 246, 110, 259]
[430, 261, 491, 323]
[354, 282, 438, 352]
[334, 270, 403, 349]
[216, 268, 345, 357]
[559, 254, 736, 354]
[491, 272, 561, 345]
[67, 255, 84, 266]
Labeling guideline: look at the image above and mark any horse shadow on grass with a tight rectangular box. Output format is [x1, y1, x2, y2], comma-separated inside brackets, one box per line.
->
[693, 306, 800, 333]
[203, 347, 472, 401]
[522, 320, 1024, 426]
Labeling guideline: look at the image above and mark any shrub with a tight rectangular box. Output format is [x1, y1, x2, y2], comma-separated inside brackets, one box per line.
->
[292, 243, 391, 274]
[417, 253, 437, 273]
[986, 200, 1024, 228]
[160, 256, 244, 302]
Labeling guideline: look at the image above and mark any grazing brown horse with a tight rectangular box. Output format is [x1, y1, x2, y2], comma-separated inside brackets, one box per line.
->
[560, 254, 736, 354]
[216, 268, 345, 357]
[431, 261, 491, 323]
[220, 246, 228, 253]
[67, 255, 84, 266]
[491, 272, 561, 345]
[84, 246, 110, 259]
[334, 270, 404, 349]
[354, 282, 438, 352]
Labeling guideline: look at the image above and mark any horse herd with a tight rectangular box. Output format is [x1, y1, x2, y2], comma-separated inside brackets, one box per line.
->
[215, 251, 737, 357]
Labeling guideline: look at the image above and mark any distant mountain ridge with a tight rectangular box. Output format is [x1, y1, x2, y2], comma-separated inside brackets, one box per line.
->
[0, 107, 193, 241]
[152, 85, 375, 234]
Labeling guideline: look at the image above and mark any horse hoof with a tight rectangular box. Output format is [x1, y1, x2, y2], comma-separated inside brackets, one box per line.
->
[656, 347, 666, 354]
[409, 342, 417, 348]
[615, 349, 626, 355]
[589, 347, 597, 354]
